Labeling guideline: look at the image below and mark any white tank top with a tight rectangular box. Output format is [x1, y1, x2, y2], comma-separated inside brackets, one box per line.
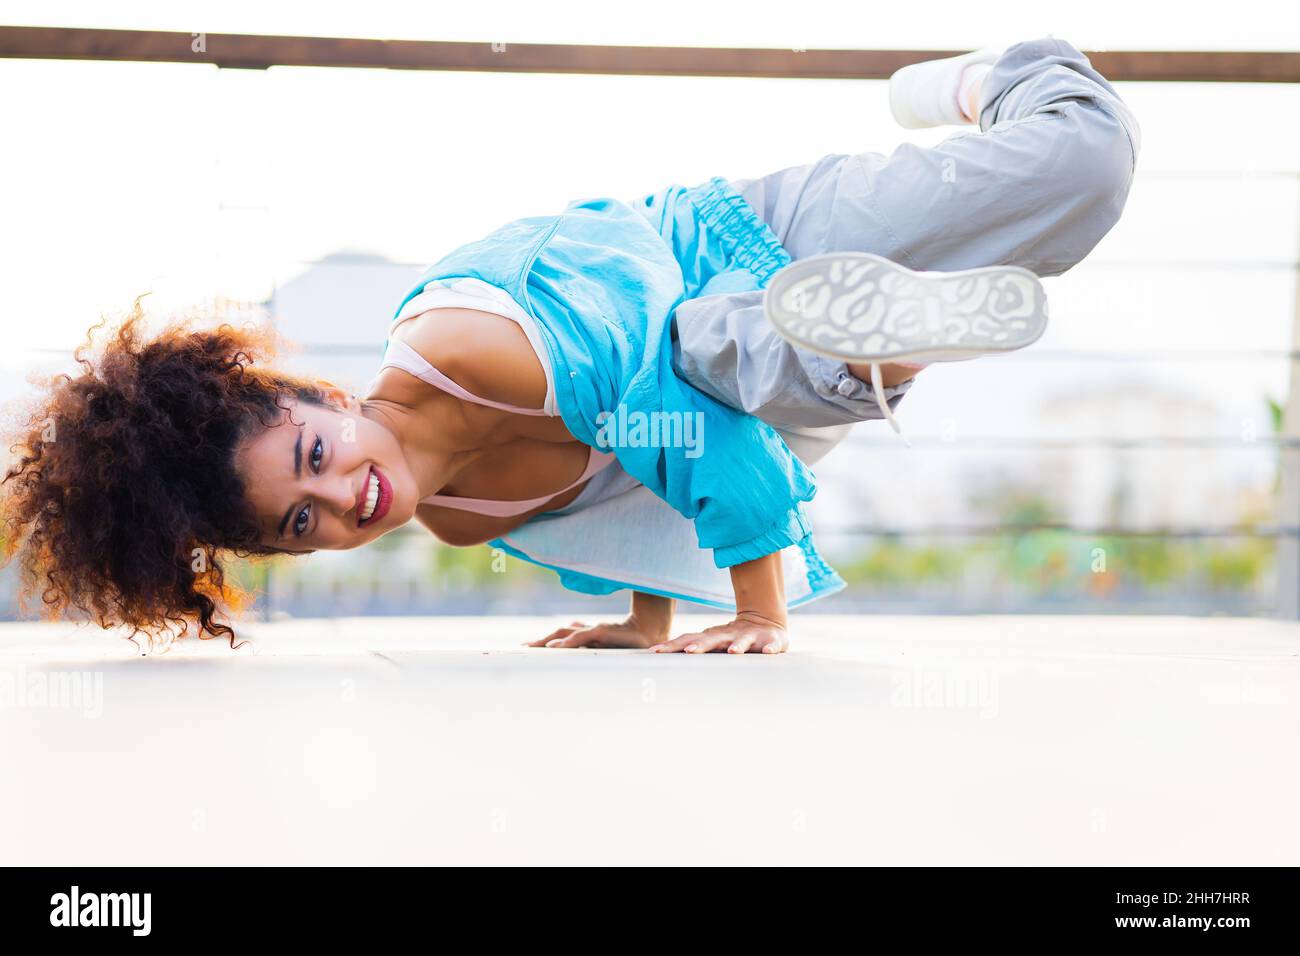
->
[393, 277, 558, 415]
[385, 276, 643, 513]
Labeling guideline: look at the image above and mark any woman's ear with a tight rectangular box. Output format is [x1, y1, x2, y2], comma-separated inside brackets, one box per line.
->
[317, 381, 361, 414]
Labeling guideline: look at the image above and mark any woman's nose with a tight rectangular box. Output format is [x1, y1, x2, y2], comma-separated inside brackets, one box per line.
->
[322, 476, 360, 516]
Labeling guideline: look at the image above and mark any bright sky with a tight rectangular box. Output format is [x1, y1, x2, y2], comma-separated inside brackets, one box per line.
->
[1, 1, 1296, 342]
[1, 0, 1297, 532]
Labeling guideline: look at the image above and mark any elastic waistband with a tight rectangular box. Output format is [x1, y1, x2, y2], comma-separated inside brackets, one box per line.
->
[685, 176, 792, 286]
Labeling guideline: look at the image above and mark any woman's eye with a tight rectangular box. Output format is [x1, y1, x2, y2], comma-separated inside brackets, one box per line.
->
[294, 504, 311, 536]
[310, 436, 323, 472]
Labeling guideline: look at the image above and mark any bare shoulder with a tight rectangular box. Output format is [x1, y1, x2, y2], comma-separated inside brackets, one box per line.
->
[391, 308, 549, 411]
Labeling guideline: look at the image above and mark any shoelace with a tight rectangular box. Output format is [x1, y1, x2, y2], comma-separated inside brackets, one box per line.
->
[869, 362, 911, 447]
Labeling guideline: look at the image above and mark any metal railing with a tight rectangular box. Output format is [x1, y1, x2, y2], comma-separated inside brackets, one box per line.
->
[2, 26, 1299, 82]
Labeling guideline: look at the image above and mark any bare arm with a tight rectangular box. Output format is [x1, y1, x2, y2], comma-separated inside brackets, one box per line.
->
[392, 307, 553, 415]
[728, 551, 788, 628]
[646, 551, 790, 654]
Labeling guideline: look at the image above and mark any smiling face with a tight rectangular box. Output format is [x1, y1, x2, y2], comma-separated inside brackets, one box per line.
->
[236, 392, 419, 553]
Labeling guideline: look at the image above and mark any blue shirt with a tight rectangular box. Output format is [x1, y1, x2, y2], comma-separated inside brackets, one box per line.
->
[392, 177, 843, 601]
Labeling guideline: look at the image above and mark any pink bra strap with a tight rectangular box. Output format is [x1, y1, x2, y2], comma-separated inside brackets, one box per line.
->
[380, 337, 550, 417]
[422, 448, 616, 517]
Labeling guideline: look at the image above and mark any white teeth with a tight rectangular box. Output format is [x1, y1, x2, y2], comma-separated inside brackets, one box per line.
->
[360, 472, 380, 522]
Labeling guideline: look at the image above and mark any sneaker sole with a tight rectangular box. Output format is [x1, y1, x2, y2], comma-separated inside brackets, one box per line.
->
[763, 251, 1048, 365]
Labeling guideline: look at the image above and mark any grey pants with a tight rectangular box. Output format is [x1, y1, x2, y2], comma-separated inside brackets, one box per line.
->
[671, 37, 1141, 438]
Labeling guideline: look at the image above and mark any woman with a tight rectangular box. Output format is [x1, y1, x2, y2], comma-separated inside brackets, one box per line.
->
[1, 38, 1138, 653]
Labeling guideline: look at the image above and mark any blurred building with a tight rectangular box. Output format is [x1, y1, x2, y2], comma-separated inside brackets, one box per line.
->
[1033, 378, 1268, 529]
[267, 251, 423, 391]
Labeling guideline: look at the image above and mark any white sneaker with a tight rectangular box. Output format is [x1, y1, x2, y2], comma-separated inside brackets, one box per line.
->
[763, 252, 1048, 434]
[888, 47, 1003, 129]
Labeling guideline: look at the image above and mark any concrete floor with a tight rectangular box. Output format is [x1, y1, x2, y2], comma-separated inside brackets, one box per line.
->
[1, 614, 1296, 865]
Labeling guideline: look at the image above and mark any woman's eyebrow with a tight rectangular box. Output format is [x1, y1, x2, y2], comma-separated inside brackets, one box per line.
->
[276, 427, 305, 538]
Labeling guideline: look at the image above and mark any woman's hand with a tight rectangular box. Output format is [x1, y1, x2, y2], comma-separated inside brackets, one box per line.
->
[527, 615, 668, 649]
[648, 610, 790, 655]
[527, 591, 674, 649]
[646, 551, 791, 653]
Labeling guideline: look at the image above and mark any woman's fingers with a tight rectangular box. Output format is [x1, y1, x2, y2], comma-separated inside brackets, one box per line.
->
[532, 621, 664, 650]
[686, 631, 738, 654]
[525, 630, 568, 647]
[648, 632, 697, 653]
[649, 624, 789, 654]
[525, 621, 587, 647]
[649, 622, 727, 654]
[752, 629, 790, 654]
[649, 629, 727, 653]
[546, 623, 637, 649]
[727, 633, 757, 654]
[531, 620, 787, 653]
[547, 628, 601, 648]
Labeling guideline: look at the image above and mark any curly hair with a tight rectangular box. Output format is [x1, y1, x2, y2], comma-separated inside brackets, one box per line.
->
[1, 302, 328, 646]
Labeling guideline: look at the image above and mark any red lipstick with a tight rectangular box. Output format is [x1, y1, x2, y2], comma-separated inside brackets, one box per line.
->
[358, 465, 393, 528]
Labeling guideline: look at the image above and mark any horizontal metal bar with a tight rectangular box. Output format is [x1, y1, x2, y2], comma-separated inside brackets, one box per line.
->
[846, 437, 1298, 449]
[2, 27, 1299, 82]
[1139, 170, 1300, 180]
[824, 524, 1300, 538]
[1083, 260, 1300, 272]
[266, 256, 1300, 273]
[1004, 349, 1300, 362]
[363, 522, 1299, 541]
[15, 345, 1300, 371]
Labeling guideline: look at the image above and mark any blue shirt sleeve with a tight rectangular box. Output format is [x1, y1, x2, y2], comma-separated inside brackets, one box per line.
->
[606, 365, 819, 569]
